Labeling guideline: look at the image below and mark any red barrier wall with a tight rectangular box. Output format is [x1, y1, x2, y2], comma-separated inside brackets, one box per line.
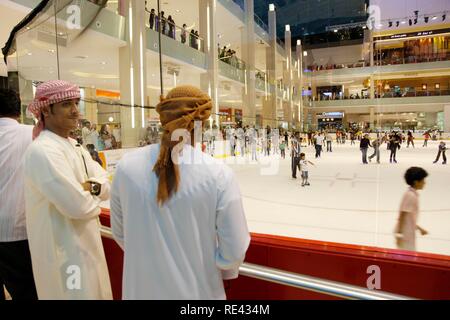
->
[100, 210, 450, 300]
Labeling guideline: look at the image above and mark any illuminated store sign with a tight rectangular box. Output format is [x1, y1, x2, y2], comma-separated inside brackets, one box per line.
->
[375, 28, 450, 41]
[317, 112, 344, 118]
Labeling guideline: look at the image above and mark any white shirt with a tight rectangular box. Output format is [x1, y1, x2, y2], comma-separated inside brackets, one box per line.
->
[0, 118, 33, 242]
[82, 126, 91, 146]
[396, 187, 419, 250]
[316, 135, 325, 146]
[111, 144, 250, 300]
[24, 130, 112, 299]
[300, 159, 309, 172]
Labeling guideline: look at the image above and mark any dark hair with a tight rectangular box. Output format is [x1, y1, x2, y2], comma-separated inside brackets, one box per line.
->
[404, 167, 428, 187]
[0, 89, 21, 118]
[300, 153, 305, 157]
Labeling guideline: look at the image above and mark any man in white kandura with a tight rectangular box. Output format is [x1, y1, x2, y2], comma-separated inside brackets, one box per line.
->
[111, 85, 250, 300]
[24, 80, 112, 300]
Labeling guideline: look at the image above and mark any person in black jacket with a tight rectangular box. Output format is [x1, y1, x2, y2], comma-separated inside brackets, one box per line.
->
[160, 11, 166, 35]
[360, 134, 372, 164]
[291, 138, 302, 179]
[389, 133, 401, 163]
[149, 8, 155, 29]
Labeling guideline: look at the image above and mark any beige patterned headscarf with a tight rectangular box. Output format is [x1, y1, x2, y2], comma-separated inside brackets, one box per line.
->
[153, 85, 212, 205]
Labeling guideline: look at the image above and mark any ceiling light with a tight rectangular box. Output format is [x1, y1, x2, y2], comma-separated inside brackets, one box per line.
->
[27, 52, 32, 56]
[333, 29, 338, 33]
[101, 61, 107, 65]
[401, 21, 406, 24]
[432, 16, 437, 20]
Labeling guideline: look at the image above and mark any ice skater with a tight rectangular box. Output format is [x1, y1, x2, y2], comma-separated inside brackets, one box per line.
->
[423, 131, 430, 147]
[394, 167, 429, 251]
[368, 136, 381, 164]
[360, 134, 371, 164]
[407, 131, 415, 148]
[300, 153, 315, 187]
[325, 132, 333, 152]
[315, 132, 324, 158]
[388, 133, 401, 163]
[350, 132, 356, 145]
[279, 140, 286, 159]
[433, 141, 447, 165]
[291, 138, 301, 179]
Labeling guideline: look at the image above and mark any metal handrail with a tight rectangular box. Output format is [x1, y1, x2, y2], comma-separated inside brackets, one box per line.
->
[100, 226, 414, 300]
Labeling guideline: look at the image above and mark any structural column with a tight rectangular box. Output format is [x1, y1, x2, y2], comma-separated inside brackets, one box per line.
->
[369, 106, 375, 130]
[284, 25, 293, 129]
[444, 105, 450, 132]
[199, 0, 219, 125]
[241, 0, 257, 126]
[370, 75, 375, 99]
[119, 0, 148, 147]
[265, 3, 277, 128]
[295, 40, 303, 130]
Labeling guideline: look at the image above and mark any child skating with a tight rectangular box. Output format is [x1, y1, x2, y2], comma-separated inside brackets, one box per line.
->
[300, 153, 315, 187]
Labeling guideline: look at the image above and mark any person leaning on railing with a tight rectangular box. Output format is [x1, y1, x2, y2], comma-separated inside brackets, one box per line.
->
[181, 24, 187, 44]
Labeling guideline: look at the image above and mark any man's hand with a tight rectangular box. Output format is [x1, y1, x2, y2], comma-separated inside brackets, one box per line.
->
[82, 182, 91, 192]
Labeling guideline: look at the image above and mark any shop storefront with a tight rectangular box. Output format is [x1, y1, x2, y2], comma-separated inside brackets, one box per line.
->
[374, 28, 450, 65]
[317, 112, 344, 131]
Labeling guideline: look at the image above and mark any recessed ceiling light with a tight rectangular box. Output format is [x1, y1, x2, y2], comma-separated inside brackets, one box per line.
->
[101, 61, 107, 65]
[27, 52, 32, 56]
[48, 49, 55, 53]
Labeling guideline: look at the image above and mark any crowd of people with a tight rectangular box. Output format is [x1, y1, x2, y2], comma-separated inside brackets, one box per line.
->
[0, 81, 447, 300]
[218, 46, 243, 69]
[307, 61, 369, 72]
[73, 121, 121, 153]
[145, 3, 201, 50]
[0, 83, 249, 300]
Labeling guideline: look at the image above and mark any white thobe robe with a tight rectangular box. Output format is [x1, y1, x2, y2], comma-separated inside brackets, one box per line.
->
[24, 130, 112, 300]
[111, 144, 250, 300]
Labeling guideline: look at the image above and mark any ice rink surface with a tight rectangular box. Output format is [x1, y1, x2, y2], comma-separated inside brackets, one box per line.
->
[228, 140, 450, 256]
